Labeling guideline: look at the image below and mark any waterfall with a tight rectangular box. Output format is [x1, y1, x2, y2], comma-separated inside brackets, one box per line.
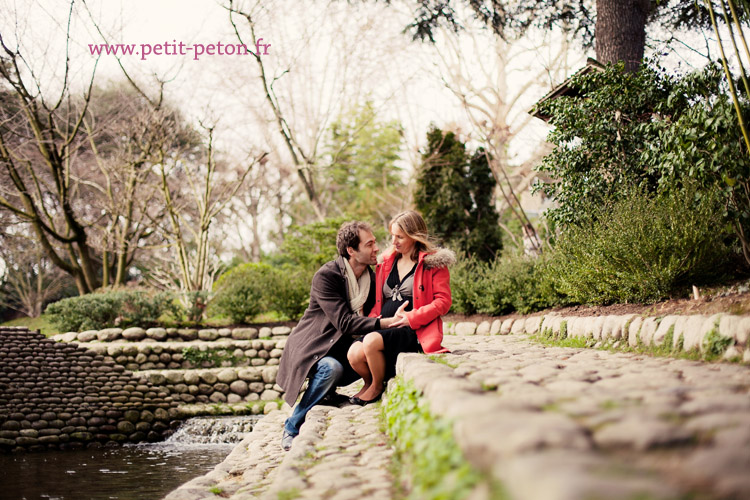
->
[163, 416, 263, 445]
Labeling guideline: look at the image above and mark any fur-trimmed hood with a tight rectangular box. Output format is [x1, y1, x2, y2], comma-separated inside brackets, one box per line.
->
[377, 247, 456, 269]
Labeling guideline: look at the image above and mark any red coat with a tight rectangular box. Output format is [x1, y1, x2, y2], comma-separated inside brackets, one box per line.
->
[369, 248, 455, 354]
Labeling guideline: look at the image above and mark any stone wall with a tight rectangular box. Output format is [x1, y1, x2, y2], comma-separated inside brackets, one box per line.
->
[0, 327, 180, 452]
[51, 326, 290, 406]
[446, 312, 750, 361]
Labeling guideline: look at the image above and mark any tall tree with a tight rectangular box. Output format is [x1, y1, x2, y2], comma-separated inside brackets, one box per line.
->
[319, 101, 408, 226]
[401, 0, 743, 70]
[415, 127, 503, 261]
[0, 32, 101, 294]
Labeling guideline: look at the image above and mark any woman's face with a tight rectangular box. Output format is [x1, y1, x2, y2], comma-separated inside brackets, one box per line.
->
[391, 223, 415, 257]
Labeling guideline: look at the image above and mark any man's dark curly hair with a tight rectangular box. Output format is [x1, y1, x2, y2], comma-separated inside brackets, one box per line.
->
[336, 221, 373, 258]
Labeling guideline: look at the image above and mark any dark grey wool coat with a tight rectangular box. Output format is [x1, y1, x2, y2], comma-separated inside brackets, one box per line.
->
[277, 256, 379, 406]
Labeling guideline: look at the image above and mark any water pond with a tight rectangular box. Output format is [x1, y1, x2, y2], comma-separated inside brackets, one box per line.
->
[0, 416, 261, 500]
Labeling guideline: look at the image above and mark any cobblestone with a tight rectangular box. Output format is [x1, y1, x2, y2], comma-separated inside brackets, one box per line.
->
[399, 334, 750, 500]
[165, 332, 750, 500]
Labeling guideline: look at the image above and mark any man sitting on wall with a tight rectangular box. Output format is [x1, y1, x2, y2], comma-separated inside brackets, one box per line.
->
[276, 221, 406, 451]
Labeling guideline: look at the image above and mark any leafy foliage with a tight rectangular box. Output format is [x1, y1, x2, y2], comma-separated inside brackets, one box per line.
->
[320, 101, 407, 226]
[277, 217, 350, 270]
[383, 377, 492, 500]
[210, 262, 311, 323]
[450, 252, 562, 315]
[210, 263, 277, 324]
[45, 289, 177, 331]
[536, 61, 750, 244]
[546, 186, 731, 305]
[402, 0, 742, 49]
[415, 127, 503, 261]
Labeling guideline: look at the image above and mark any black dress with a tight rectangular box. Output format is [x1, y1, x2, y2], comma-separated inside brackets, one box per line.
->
[372, 255, 422, 381]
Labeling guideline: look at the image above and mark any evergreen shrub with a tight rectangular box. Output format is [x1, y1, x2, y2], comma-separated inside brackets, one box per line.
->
[45, 290, 176, 331]
[210, 263, 311, 322]
[450, 252, 561, 315]
[210, 263, 276, 323]
[546, 187, 731, 305]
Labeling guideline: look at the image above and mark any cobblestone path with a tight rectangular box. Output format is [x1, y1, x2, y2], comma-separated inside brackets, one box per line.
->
[165, 333, 750, 500]
[419, 335, 750, 500]
[163, 386, 395, 500]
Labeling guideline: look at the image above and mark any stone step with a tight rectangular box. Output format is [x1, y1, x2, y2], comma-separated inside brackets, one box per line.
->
[164, 386, 395, 500]
[447, 312, 750, 360]
[398, 335, 750, 499]
[68, 339, 285, 372]
[51, 326, 292, 343]
[132, 367, 284, 405]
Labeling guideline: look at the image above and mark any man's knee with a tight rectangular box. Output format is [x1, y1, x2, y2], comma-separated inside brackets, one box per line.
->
[316, 356, 344, 380]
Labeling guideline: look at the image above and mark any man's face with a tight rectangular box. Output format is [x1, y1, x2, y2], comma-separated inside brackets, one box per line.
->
[348, 230, 378, 267]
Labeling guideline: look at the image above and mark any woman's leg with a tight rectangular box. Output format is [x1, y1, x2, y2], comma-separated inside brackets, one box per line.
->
[358, 332, 386, 401]
[347, 341, 371, 398]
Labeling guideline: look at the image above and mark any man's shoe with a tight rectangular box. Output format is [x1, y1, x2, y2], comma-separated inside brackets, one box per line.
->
[319, 391, 350, 407]
[281, 431, 295, 451]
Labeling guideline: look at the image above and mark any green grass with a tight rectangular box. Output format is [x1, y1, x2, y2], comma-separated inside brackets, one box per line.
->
[1, 314, 58, 337]
[428, 354, 458, 369]
[530, 326, 728, 363]
[382, 377, 508, 500]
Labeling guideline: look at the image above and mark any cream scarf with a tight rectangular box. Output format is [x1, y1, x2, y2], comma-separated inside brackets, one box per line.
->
[344, 259, 371, 316]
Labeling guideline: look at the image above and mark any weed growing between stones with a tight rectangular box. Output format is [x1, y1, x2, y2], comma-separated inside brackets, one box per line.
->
[428, 354, 458, 368]
[651, 327, 675, 357]
[208, 485, 225, 496]
[382, 377, 507, 500]
[533, 328, 591, 349]
[559, 320, 568, 339]
[530, 324, 734, 363]
[276, 487, 301, 500]
[181, 346, 242, 368]
[481, 382, 499, 391]
[702, 326, 734, 361]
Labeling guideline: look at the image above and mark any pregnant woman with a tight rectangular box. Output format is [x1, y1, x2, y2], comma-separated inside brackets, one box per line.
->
[347, 210, 454, 405]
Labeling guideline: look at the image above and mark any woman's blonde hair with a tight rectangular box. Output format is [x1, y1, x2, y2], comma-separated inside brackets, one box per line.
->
[389, 210, 437, 260]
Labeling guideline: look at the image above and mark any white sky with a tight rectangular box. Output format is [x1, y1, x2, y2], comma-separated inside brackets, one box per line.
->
[0, 0, 566, 160]
[1, 0, 735, 257]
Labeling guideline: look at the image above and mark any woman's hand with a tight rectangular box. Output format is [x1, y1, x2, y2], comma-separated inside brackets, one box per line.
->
[381, 301, 410, 328]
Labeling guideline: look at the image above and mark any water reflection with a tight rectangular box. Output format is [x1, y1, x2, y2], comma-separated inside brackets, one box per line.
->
[0, 415, 264, 500]
[0, 443, 232, 500]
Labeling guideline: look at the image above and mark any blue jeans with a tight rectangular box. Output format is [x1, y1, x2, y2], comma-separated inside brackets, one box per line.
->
[283, 356, 343, 436]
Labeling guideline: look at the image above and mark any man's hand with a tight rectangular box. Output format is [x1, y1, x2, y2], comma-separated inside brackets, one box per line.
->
[380, 301, 410, 329]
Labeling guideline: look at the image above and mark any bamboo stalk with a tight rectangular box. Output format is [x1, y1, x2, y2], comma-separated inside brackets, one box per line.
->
[721, 1, 750, 98]
[705, 0, 750, 151]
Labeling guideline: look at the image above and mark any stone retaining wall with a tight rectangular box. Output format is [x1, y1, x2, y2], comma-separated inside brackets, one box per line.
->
[51, 326, 291, 406]
[52, 326, 290, 345]
[74, 339, 285, 371]
[134, 366, 283, 405]
[446, 312, 750, 361]
[0, 327, 180, 452]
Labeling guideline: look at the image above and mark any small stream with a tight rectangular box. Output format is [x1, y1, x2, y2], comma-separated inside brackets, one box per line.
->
[0, 416, 262, 500]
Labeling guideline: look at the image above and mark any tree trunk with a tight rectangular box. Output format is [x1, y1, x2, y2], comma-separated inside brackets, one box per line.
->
[595, 0, 651, 71]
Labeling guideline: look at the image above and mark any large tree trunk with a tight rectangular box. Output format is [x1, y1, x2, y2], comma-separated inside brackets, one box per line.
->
[596, 0, 651, 71]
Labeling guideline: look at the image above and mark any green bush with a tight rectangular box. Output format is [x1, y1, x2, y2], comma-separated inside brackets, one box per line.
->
[449, 253, 562, 316]
[448, 256, 484, 315]
[45, 290, 176, 331]
[211, 263, 276, 323]
[546, 186, 731, 305]
[211, 262, 311, 323]
[271, 265, 312, 320]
